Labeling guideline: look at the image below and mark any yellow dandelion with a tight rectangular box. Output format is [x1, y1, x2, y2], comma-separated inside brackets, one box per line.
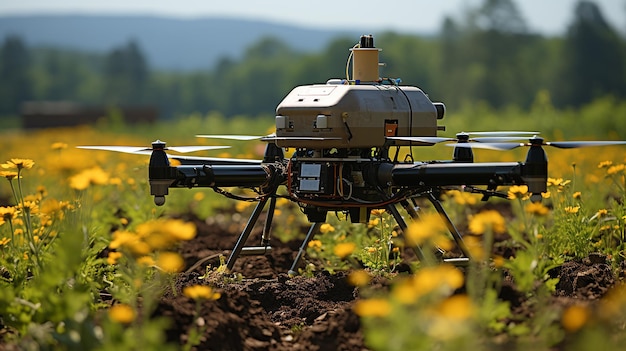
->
[68, 166, 109, 190]
[507, 185, 529, 200]
[353, 298, 392, 318]
[572, 191, 582, 199]
[436, 294, 474, 321]
[1, 158, 35, 170]
[156, 251, 185, 273]
[561, 305, 590, 332]
[564, 206, 580, 214]
[405, 212, 447, 246]
[468, 210, 506, 235]
[307, 239, 322, 250]
[109, 304, 136, 324]
[183, 285, 221, 300]
[596, 209, 609, 217]
[333, 242, 356, 259]
[0, 171, 19, 180]
[370, 209, 385, 217]
[525, 202, 550, 216]
[106, 251, 123, 265]
[320, 223, 335, 233]
[347, 270, 371, 287]
[607, 164, 625, 175]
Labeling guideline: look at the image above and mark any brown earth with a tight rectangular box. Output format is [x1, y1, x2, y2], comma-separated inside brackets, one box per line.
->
[156, 212, 619, 351]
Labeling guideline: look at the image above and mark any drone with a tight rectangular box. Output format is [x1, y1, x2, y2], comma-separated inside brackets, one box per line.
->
[80, 35, 626, 274]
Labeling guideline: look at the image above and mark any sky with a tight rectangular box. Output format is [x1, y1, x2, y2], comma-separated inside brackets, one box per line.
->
[0, 0, 624, 36]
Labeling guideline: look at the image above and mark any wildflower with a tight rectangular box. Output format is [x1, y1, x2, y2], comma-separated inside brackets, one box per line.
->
[564, 206, 580, 214]
[464, 235, 485, 260]
[0, 237, 10, 247]
[347, 270, 371, 287]
[492, 255, 505, 268]
[0, 171, 18, 180]
[135, 218, 196, 249]
[320, 223, 335, 233]
[607, 164, 625, 175]
[507, 185, 529, 200]
[572, 191, 582, 200]
[156, 251, 185, 273]
[333, 242, 356, 259]
[353, 298, 392, 317]
[561, 305, 590, 332]
[525, 202, 550, 216]
[370, 209, 385, 217]
[405, 212, 447, 246]
[596, 209, 609, 217]
[109, 304, 135, 324]
[436, 294, 474, 321]
[106, 251, 123, 265]
[193, 192, 205, 201]
[541, 191, 551, 199]
[183, 285, 221, 300]
[446, 189, 478, 206]
[68, 166, 109, 190]
[367, 217, 380, 228]
[0, 206, 18, 223]
[394, 264, 464, 303]
[308, 239, 322, 250]
[598, 160, 613, 168]
[1, 158, 34, 170]
[136, 256, 155, 267]
[468, 210, 506, 235]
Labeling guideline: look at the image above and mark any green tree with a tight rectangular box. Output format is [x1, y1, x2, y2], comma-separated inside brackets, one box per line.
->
[0, 35, 32, 115]
[557, 0, 626, 106]
[103, 40, 150, 105]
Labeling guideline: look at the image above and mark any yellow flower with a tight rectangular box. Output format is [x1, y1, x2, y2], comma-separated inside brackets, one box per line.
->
[136, 256, 155, 267]
[107, 251, 123, 265]
[393, 264, 464, 304]
[109, 304, 136, 324]
[68, 166, 109, 190]
[156, 251, 185, 273]
[597, 160, 613, 168]
[347, 270, 371, 287]
[308, 239, 322, 250]
[405, 212, 447, 246]
[0, 237, 11, 246]
[436, 294, 474, 321]
[445, 189, 479, 206]
[1, 158, 35, 170]
[525, 202, 550, 216]
[333, 242, 356, 259]
[367, 218, 380, 228]
[353, 298, 391, 317]
[507, 185, 528, 200]
[135, 218, 196, 250]
[596, 209, 609, 217]
[370, 209, 386, 217]
[183, 285, 221, 300]
[607, 164, 625, 175]
[561, 305, 590, 332]
[320, 223, 335, 233]
[564, 206, 580, 214]
[0, 206, 18, 222]
[572, 191, 582, 199]
[468, 210, 506, 235]
[0, 171, 19, 180]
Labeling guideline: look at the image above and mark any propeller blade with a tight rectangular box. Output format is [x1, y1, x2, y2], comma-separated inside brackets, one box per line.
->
[387, 136, 453, 144]
[77, 145, 151, 154]
[166, 146, 230, 153]
[464, 131, 540, 136]
[77, 145, 229, 154]
[448, 142, 525, 151]
[196, 134, 263, 141]
[546, 141, 626, 149]
[168, 155, 262, 165]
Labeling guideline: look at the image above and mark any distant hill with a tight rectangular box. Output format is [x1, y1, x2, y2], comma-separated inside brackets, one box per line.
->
[0, 15, 364, 71]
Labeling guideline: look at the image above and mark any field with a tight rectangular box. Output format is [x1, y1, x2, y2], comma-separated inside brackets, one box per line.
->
[1, 105, 626, 350]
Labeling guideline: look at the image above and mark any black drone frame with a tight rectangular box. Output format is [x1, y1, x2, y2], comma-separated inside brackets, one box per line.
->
[146, 136, 553, 273]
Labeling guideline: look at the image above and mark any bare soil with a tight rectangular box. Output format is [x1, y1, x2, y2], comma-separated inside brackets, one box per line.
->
[156, 212, 619, 351]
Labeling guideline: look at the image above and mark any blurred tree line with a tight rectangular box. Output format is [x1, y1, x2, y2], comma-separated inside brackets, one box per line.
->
[0, 0, 624, 119]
